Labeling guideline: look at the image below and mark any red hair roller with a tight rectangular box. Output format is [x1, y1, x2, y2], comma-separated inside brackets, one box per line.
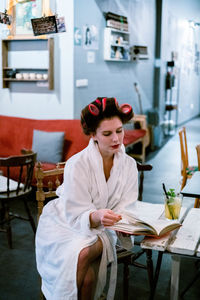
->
[88, 104, 99, 116]
[95, 99, 101, 106]
[120, 103, 132, 114]
[114, 98, 118, 107]
[102, 97, 107, 111]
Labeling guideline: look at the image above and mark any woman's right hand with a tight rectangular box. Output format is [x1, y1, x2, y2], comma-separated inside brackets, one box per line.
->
[90, 209, 122, 228]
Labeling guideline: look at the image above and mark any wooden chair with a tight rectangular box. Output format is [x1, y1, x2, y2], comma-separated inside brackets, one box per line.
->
[125, 114, 150, 163]
[196, 144, 200, 170]
[0, 152, 37, 248]
[35, 160, 153, 299]
[178, 127, 198, 190]
[194, 144, 200, 208]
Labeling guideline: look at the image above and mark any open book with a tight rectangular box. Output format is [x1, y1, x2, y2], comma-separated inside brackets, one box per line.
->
[106, 201, 182, 237]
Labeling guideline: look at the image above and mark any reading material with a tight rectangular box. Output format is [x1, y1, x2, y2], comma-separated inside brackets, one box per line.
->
[107, 201, 182, 237]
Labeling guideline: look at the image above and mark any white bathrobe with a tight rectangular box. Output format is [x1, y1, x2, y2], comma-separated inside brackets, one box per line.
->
[35, 139, 138, 300]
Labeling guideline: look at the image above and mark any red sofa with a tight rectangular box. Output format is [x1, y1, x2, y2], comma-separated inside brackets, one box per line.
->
[0, 115, 147, 185]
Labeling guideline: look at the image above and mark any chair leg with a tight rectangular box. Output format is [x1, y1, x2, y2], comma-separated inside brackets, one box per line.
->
[194, 198, 200, 208]
[181, 174, 187, 190]
[23, 199, 36, 233]
[3, 200, 13, 249]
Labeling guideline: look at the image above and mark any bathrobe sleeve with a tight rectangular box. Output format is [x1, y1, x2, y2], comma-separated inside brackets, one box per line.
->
[61, 157, 101, 236]
[113, 157, 138, 213]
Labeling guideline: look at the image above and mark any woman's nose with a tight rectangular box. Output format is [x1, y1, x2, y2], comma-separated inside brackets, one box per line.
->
[112, 133, 119, 142]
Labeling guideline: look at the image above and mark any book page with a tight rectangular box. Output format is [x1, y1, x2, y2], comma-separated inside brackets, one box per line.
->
[123, 201, 164, 222]
[121, 201, 181, 236]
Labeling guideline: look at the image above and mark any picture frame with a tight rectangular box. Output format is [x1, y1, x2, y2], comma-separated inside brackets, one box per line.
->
[31, 15, 57, 36]
[8, 0, 50, 38]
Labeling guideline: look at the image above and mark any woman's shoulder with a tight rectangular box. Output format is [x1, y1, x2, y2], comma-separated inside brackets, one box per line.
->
[124, 153, 138, 169]
[65, 147, 89, 169]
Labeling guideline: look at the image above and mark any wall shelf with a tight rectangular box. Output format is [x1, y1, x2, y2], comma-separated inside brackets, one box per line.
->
[2, 38, 54, 90]
[104, 27, 130, 61]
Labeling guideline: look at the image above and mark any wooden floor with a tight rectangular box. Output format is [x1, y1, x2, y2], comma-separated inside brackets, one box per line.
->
[0, 116, 200, 300]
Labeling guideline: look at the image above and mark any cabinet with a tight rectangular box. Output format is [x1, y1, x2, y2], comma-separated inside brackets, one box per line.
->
[2, 38, 54, 90]
[104, 27, 130, 61]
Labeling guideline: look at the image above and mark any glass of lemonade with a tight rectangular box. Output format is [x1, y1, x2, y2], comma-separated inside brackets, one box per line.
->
[164, 193, 182, 220]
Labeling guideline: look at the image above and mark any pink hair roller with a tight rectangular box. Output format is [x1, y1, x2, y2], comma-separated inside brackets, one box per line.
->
[88, 104, 99, 116]
[120, 103, 132, 114]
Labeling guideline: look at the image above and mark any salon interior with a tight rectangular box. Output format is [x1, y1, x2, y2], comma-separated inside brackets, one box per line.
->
[0, 0, 200, 299]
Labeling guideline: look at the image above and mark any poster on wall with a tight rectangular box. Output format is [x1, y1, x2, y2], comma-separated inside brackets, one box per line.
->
[83, 25, 99, 50]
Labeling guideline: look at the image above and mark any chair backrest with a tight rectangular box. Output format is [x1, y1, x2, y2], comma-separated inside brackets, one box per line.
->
[196, 144, 200, 170]
[179, 127, 189, 175]
[35, 161, 152, 221]
[0, 152, 37, 197]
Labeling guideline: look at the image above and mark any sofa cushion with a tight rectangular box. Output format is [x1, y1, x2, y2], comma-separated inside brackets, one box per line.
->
[32, 130, 65, 164]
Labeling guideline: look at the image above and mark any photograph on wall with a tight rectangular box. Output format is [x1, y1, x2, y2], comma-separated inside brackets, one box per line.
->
[56, 16, 66, 33]
[83, 25, 99, 50]
[14, 0, 42, 35]
[0, 11, 12, 25]
[31, 15, 57, 36]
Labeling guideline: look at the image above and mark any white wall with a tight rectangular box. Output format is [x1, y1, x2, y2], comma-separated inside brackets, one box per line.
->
[0, 0, 74, 119]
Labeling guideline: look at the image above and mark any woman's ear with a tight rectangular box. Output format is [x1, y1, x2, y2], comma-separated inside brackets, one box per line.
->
[91, 133, 98, 143]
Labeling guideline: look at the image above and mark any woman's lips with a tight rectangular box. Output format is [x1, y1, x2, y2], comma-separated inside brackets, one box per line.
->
[111, 144, 120, 149]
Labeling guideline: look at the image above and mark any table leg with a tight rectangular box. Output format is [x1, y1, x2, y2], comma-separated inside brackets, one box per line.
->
[170, 255, 181, 300]
[148, 251, 163, 300]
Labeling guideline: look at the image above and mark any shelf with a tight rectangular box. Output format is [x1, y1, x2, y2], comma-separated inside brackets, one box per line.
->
[2, 38, 54, 90]
[3, 78, 48, 82]
[104, 27, 130, 61]
[3, 67, 48, 71]
[165, 104, 178, 111]
[105, 58, 130, 62]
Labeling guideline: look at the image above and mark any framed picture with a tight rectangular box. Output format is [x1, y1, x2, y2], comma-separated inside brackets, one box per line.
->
[31, 16, 57, 36]
[0, 11, 12, 25]
[9, 0, 50, 38]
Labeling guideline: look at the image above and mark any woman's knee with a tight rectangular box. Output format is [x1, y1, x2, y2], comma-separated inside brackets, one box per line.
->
[78, 238, 103, 267]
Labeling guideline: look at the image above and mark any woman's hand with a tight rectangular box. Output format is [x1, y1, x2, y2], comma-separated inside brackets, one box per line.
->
[90, 209, 122, 228]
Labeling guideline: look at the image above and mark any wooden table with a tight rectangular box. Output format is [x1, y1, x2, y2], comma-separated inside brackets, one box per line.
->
[181, 171, 200, 207]
[141, 207, 200, 300]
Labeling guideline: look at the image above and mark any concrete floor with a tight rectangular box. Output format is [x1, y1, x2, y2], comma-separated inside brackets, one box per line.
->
[0, 117, 200, 300]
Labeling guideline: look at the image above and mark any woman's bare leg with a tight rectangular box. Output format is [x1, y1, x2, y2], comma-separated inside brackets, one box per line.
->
[77, 238, 103, 300]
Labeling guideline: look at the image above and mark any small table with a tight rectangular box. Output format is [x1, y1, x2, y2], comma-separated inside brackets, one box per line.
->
[141, 207, 200, 300]
[181, 171, 200, 207]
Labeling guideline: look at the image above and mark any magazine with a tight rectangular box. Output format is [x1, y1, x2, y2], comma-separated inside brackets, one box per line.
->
[106, 201, 181, 237]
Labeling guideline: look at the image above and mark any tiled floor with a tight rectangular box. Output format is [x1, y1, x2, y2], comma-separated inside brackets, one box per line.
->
[0, 116, 200, 300]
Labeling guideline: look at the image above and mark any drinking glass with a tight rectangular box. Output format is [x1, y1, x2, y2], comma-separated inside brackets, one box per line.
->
[164, 193, 182, 220]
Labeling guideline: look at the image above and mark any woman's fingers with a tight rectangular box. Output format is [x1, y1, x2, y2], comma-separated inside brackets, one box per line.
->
[100, 210, 122, 226]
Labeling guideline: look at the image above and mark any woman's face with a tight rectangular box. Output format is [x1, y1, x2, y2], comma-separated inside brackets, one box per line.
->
[92, 117, 124, 158]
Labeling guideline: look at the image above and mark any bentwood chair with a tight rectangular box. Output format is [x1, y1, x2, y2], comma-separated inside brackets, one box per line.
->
[35, 160, 153, 300]
[196, 144, 200, 170]
[178, 127, 198, 190]
[0, 152, 37, 248]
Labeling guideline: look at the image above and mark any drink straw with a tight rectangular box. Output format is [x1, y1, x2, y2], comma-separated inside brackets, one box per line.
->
[162, 183, 169, 199]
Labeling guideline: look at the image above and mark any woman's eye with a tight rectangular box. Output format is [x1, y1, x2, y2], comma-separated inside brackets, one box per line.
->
[103, 132, 111, 136]
[117, 129, 123, 133]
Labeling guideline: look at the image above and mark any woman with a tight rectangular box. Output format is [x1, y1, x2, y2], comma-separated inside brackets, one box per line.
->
[36, 97, 138, 300]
